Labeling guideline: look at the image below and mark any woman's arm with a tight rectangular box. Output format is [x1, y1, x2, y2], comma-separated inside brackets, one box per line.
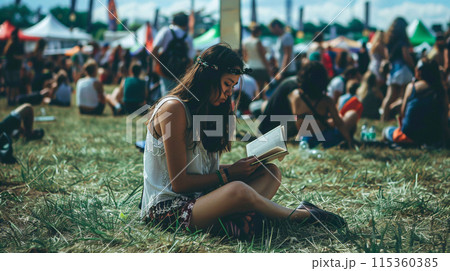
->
[257, 41, 272, 76]
[93, 80, 106, 104]
[400, 82, 413, 118]
[156, 100, 260, 194]
[242, 45, 248, 63]
[280, 45, 293, 76]
[288, 89, 303, 131]
[402, 46, 415, 70]
[117, 79, 125, 103]
[326, 98, 354, 147]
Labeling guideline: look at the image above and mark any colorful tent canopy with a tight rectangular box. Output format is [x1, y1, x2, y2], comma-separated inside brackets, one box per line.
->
[23, 14, 91, 40]
[407, 19, 435, 46]
[110, 23, 157, 50]
[322, 36, 361, 52]
[193, 24, 220, 51]
[193, 24, 255, 51]
[0, 20, 39, 41]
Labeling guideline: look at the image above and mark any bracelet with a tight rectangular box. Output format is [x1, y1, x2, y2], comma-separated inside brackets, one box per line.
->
[223, 168, 231, 182]
[221, 169, 228, 184]
[216, 170, 224, 186]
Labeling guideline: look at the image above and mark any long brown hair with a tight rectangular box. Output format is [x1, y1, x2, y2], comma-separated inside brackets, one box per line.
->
[151, 43, 244, 153]
[385, 17, 410, 50]
[357, 71, 377, 101]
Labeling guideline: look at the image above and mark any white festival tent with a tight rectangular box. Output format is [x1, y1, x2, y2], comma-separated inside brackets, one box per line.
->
[23, 14, 91, 54]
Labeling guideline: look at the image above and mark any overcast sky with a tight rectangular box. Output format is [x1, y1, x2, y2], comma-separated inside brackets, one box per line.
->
[11, 0, 450, 30]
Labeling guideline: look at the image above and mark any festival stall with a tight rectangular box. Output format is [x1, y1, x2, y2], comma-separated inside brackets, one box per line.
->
[0, 20, 40, 41]
[23, 14, 91, 54]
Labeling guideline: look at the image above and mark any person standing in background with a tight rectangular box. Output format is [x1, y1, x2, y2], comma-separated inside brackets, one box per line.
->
[3, 28, 24, 106]
[357, 42, 370, 75]
[269, 19, 296, 80]
[152, 12, 195, 96]
[380, 17, 415, 121]
[242, 23, 272, 91]
[71, 44, 86, 83]
[30, 39, 47, 93]
[368, 31, 386, 86]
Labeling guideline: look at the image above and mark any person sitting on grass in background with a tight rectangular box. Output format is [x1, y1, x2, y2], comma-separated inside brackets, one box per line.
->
[337, 80, 360, 111]
[15, 61, 57, 106]
[141, 44, 345, 241]
[106, 62, 147, 115]
[232, 74, 259, 116]
[76, 59, 106, 115]
[383, 58, 449, 146]
[327, 67, 360, 105]
[290, 62, 357, 149]
[76, 59, 119, 115]
[0, 103, 44, 140]
[43, 70, 72, 107]
[357, 71, 384, 119]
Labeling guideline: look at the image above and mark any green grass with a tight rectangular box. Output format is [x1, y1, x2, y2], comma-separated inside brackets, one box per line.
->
[0, 85, 449, 252]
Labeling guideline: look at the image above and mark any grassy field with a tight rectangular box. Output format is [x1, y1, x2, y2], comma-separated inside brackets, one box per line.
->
[0, 85, 449, 253]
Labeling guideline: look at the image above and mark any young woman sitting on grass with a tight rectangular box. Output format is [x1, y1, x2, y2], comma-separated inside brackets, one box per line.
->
[43, 70, 72, 107]
[105, 62, 148, 116]
[383, 58, 449, 146]
[141, 44, 346, 240]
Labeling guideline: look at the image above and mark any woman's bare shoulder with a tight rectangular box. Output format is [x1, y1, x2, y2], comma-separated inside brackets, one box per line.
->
[155, 98, 187, 124]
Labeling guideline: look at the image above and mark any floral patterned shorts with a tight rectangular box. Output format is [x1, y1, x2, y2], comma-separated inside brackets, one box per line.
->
[146, 196, 266, 240]
[146, 196, 196, 230]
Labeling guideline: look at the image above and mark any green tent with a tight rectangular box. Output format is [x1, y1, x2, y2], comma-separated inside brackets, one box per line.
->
[407, 19, 435, 46]
[193, 24, 220, 50]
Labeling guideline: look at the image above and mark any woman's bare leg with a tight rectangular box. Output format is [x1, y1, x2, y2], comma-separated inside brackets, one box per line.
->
[342, 110, 358, 137]
[14, 103, 34, 137]
[245, 163, 281, 200]
[381, 84, 401, 121]
[190, 181, 309, 229]
[106, 89, 120, 107]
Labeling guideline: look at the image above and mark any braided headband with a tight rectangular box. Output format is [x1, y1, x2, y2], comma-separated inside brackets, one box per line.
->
[196, 57, 252, 75]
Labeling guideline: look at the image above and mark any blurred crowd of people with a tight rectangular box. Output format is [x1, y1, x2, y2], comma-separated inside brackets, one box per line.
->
[241, 17, 450, 148]
[1, 14, 450, 152]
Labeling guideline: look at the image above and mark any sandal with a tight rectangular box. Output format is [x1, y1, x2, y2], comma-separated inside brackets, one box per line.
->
[297, 201, 319, 210]
[306, 208, 346, 228]
[296, 201, 346, 228]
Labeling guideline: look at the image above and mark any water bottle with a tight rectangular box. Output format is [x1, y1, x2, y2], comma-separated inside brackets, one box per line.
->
[40, 108, 46, 116]
[368, 126, 376, 142]
[360, 124, 367, 142]
[298, 141, 310, 159]
[309, 149, 323, 159]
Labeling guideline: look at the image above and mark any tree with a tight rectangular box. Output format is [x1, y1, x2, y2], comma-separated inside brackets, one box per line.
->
[348, 18, 364, 33]
[333, 23, 348, 35]
[129, 22, 142, 32]
[303, 22, 317, 33]
[50, 6, 88, 30]
[91, 21, 107, 40]
[0, 3, 33, 28]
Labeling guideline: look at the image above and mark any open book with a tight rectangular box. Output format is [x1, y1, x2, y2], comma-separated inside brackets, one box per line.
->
[246, 126, 289, 165]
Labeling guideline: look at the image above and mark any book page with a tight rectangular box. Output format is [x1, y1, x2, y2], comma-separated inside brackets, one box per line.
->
[246, 126, 287, 158]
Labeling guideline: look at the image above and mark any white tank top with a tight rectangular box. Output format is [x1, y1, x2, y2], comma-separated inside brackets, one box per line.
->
[141, 96, 219, 218]
[76, 77, 99, 107]
[243, 37, 265, 69]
